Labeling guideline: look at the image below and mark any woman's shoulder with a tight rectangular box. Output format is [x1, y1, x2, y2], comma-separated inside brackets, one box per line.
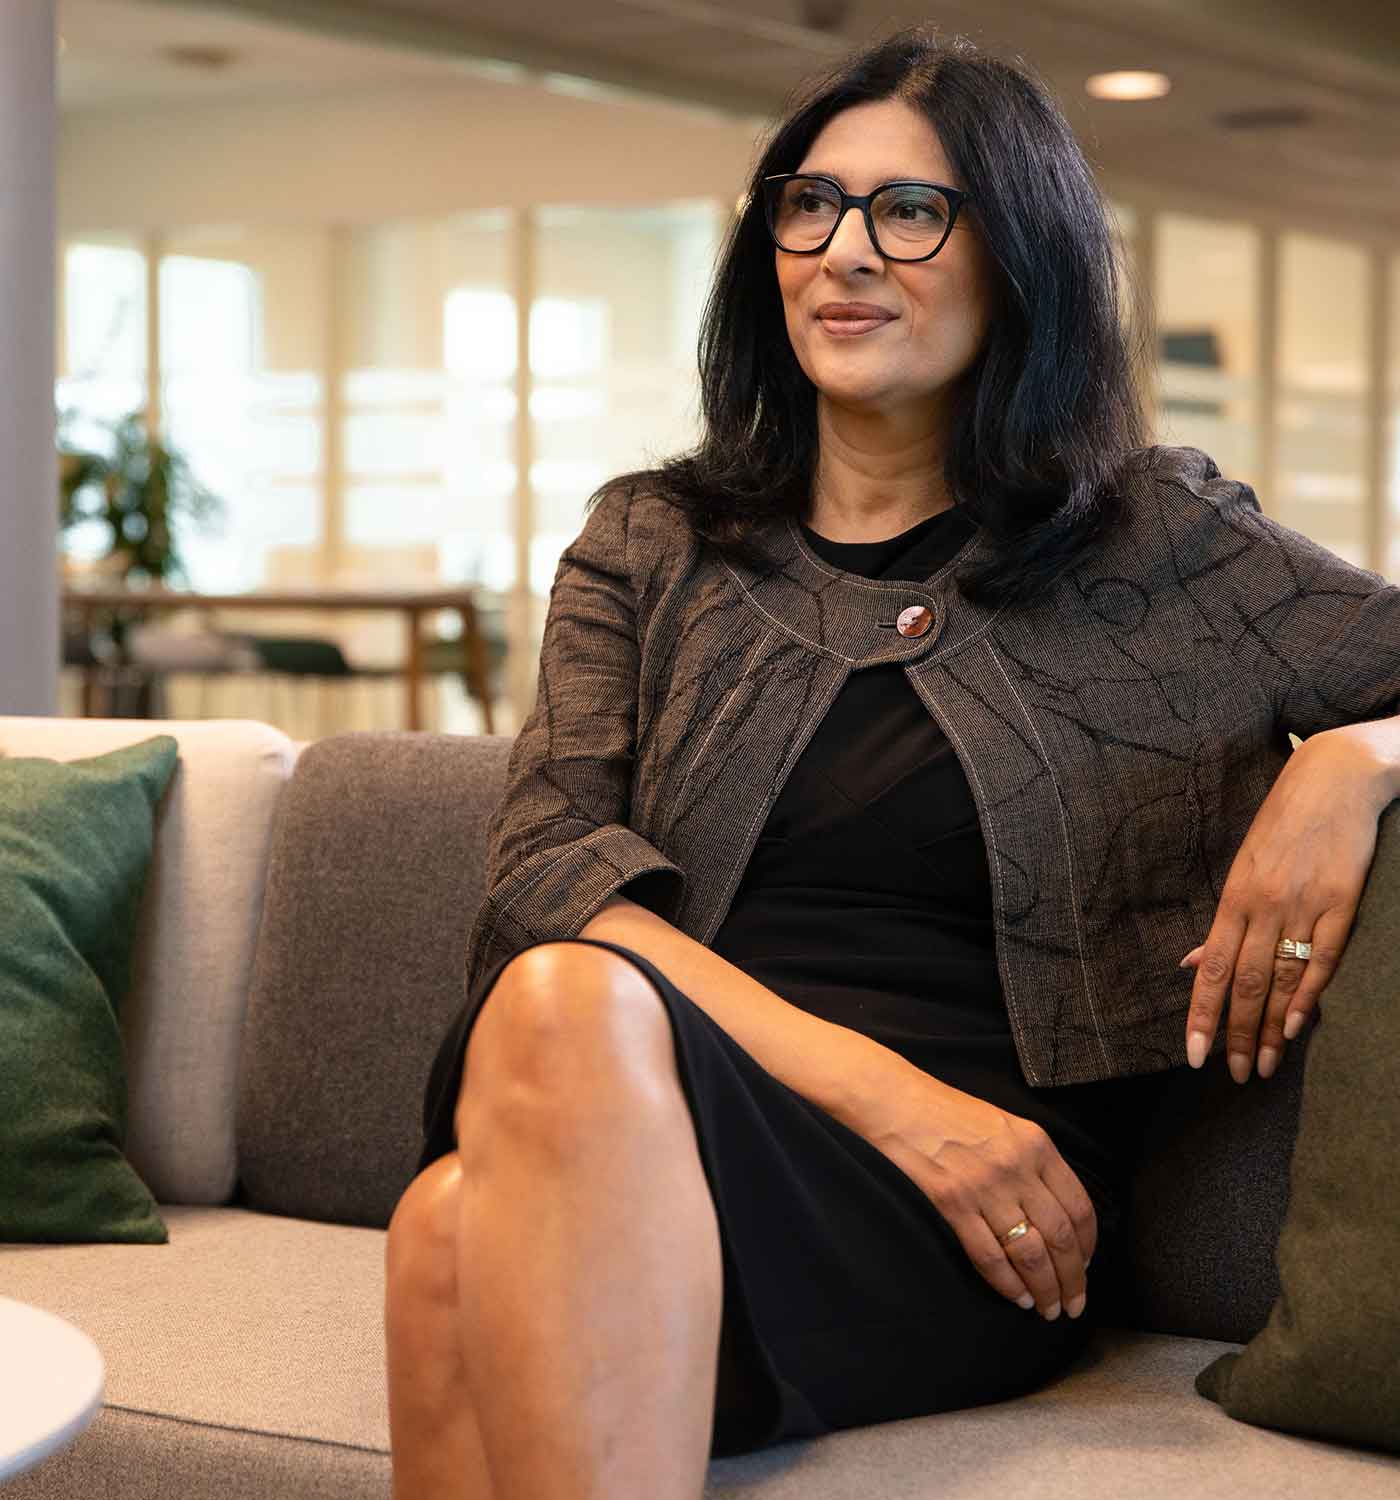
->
[1059, 444, 1269, 608]
[1118, 443, 1262, 522]
[586, 469, 691, 526]
[571, 470, 702, 582]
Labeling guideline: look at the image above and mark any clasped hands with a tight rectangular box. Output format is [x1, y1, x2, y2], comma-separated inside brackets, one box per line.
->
[1178, 725, 1392, 1084]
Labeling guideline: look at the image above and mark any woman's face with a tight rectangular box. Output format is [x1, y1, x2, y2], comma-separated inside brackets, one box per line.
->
[774, 98, 996, 426]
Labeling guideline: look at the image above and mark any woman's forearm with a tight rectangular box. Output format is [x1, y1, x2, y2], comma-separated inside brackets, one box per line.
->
[576, 892, 929, 1134]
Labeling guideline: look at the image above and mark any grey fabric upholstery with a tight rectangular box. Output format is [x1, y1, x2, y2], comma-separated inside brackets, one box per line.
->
[0, 1207, 387, 1451]
[1096, 1021, 1311, 1343]
[5, 1409, 388, 1500]
[237, 732, 514, 1228]
[6, 1207, 1397, 1499]
[238, 730, 1312, 1345]
[705, 1330, 1400, 1499]
[11, 727, 1397, 1497]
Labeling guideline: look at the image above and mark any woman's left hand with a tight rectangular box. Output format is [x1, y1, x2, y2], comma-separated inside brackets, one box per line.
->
[1179, 728, 1392, 1083]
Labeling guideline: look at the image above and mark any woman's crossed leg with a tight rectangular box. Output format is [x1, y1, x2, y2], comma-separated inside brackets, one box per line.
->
[385, 940, 736, 1500]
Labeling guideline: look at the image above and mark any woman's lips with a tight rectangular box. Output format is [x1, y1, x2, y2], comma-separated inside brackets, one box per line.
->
[814, 304, 897, 337]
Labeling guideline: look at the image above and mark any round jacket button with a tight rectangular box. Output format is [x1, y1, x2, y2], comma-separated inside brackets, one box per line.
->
[896, 604, 933, 638]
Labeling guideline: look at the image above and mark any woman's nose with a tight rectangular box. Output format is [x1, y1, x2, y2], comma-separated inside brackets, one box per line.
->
[821, 205, 882, 272]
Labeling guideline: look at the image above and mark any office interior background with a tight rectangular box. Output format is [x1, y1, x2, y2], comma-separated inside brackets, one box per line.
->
[20, 0, 1400, 737]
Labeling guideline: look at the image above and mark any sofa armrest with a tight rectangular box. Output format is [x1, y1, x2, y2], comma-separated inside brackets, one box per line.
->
[0, 716, 299, 1205]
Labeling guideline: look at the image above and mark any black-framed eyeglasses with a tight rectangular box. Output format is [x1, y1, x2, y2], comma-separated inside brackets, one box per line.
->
[762, 173, 975, 263]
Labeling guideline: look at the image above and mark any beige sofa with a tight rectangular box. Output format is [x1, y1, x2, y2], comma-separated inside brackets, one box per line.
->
[2, 715, 1397, 1499]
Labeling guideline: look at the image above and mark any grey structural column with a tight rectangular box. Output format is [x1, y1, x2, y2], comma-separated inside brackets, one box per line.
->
[0, 1, 58, 715]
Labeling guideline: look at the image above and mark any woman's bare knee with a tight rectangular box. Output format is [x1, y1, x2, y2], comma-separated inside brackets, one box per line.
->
[453, 944, 685, 1164]
[491, 943, 667, 1035]
[387, 1153, 463, 1311]
[464, 944, 673, 1085]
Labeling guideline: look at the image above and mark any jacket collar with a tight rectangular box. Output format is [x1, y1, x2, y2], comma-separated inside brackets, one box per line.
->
[718, 508, 1010, 668]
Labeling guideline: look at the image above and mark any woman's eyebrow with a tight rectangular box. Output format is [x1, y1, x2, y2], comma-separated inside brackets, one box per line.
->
[796, 167, 955, 187]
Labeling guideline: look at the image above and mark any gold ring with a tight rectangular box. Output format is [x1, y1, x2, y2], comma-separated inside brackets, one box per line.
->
[1275, 938, 1313, 961]
[999, 1218, 1031, 1247]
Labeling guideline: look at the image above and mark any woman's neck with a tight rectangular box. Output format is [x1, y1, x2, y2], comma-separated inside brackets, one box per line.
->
[806, 398, 953, 541]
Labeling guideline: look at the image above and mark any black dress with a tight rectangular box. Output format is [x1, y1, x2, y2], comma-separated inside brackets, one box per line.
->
[420, 504, 1158, 1457]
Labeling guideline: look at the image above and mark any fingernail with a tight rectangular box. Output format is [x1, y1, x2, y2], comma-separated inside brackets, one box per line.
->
[1179, 955, 1194, 969]
[1066, 1293, 1086, 1319]
[1229, 1051, 1251, 1084]
[1186, 1030, 1210, 1069]
[1042, 1301, 1061, 1321]
[1284, 1011, 1305, 1041]
[1016, 1292, 1035, 1310]
[1257, 1045, 1279, 1079]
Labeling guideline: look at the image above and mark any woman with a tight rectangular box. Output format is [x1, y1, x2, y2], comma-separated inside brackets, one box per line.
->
[385, 26, 1400, 1500]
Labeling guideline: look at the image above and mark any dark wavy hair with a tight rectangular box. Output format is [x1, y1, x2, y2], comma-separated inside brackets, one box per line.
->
[592, 25, 1154, 610]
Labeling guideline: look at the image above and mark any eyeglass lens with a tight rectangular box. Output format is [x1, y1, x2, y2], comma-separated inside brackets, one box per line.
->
[769, 177, 952, 257]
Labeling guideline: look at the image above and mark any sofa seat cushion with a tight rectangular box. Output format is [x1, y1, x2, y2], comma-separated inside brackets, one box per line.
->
[0, 1206, 386, 1452]
[5, 1208, 1400, 1499]
[710, 1331, 1400, 1498]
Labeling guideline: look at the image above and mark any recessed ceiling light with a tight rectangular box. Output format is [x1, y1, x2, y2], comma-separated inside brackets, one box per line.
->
[1086, 70, 1171, 101]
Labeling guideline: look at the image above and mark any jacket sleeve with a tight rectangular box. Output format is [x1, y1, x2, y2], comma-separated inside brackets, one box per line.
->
[1166, 446, 1400, 741]
[462, 484, 687, 1000]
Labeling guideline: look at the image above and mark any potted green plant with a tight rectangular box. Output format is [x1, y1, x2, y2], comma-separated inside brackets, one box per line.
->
[58, 410, 227, 712]
[58, 408, 224, 585]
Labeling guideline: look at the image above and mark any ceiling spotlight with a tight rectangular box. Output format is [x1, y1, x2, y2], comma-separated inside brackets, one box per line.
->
[1086, 70, 1171, 101]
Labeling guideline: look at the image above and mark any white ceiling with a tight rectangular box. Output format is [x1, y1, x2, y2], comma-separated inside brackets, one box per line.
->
[56, 0, 458, 110]
[57, 0, 1400, 237]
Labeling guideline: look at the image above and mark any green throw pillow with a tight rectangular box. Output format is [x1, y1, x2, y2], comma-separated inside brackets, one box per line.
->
[1195, 800, 1400, 1452]
[0, 735, 179, 1243]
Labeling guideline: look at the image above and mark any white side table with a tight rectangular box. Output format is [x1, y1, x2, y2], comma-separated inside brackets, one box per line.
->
[0, 1296, 105, 1482]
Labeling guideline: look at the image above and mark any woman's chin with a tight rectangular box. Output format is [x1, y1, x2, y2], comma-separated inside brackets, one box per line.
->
[813, 379, 904, 416]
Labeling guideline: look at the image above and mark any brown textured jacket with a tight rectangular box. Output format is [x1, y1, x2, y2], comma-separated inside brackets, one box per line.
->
[463, 443, 1400, 1086]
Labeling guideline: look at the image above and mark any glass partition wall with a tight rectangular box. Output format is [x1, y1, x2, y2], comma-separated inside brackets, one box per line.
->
[59, 197, 1400, 736]
[1276, 234, 1373, 566]
[1153, 212, 1261, 487]
[58, 201, 726, 734]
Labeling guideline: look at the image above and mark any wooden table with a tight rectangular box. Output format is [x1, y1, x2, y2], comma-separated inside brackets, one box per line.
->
[0, 1296, 105, 1482]
[62, 585, 495, 733]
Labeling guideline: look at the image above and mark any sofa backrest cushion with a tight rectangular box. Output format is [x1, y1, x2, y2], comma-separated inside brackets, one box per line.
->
[0, 716, 297, 1205]
[236, 731, 513, 1228]
[1096, 1023, 1309, 1343]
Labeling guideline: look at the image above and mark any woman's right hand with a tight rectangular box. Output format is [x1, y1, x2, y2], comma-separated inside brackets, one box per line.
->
[858, 1063, 1098, 1321]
